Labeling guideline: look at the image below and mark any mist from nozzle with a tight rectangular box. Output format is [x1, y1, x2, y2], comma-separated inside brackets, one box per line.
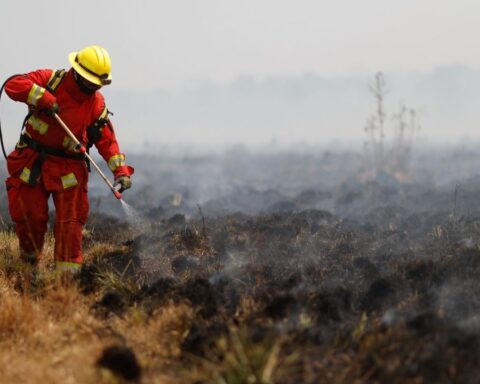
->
[119, 199, 147, 232]
[118, 199, 153, 272]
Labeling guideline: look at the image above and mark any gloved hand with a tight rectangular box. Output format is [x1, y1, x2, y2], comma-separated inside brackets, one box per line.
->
[114, 176, 132, 193]
[37, 90, 59, 116]
[43, 102, 59, 117]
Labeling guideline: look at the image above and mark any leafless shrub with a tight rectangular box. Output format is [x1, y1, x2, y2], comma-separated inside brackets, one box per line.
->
[363, 72, 421, 181]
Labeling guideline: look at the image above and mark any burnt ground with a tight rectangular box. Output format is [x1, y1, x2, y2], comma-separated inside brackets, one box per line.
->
[85, 205, 480, 383]
[77, 147, 480, 383]
[4, 146, 480, 382]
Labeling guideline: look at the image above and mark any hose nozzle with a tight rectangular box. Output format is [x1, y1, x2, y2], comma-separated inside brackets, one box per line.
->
[114, 190, 122, 200]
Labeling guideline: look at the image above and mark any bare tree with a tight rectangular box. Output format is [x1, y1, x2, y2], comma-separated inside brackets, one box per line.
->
[390, 104, 421, 174]
[364, 72, 388, 172]
[363, 72, 421, 181]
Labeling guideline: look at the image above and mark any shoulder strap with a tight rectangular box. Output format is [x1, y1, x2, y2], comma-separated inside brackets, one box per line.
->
[87, 107, 113, 146]
[46, 69, 66, 94]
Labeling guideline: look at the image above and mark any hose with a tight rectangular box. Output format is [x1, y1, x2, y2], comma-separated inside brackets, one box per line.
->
[0, 74, 25, 160]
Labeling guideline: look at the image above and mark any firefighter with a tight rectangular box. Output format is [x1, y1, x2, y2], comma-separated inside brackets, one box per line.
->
[4, 45, 134, 273]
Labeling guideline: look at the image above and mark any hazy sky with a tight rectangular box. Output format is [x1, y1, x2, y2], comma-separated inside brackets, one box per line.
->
[2, 0, 480, 91]
[2, 1, 480, 149]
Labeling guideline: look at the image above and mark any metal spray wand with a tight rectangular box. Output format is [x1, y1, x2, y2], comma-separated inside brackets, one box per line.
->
[53, 113, 122, 200]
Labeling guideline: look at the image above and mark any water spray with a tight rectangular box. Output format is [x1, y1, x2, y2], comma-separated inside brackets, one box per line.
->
[53, 113, 122, 200]
[54, 114, 148, 234]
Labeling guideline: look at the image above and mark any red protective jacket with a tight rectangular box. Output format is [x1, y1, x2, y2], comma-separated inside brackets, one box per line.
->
[5, 68, 133, 190]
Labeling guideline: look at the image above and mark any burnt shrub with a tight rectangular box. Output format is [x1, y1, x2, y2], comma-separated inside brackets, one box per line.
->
[93, 290, 126, 318]
[97, 345, 141, 382]
[361, 278, 396, 312]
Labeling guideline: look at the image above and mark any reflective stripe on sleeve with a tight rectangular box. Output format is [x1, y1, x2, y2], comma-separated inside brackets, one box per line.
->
[27, 84, 46, 107]
[108, 154, 126, 172]
[61, 172, 78, 189]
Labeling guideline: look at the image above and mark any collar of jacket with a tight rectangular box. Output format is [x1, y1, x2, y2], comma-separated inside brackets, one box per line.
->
[62, 69, 96, 103]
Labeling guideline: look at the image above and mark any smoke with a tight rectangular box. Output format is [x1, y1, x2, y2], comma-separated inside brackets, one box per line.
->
[84, 141, 480, 223]
[438, 279, 480, 332]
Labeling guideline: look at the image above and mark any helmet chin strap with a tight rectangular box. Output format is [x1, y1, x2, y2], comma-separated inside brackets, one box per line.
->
[72, 70, 98, 95]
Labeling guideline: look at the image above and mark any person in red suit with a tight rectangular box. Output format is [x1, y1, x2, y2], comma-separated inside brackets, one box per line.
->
[4, 45, 134, 273]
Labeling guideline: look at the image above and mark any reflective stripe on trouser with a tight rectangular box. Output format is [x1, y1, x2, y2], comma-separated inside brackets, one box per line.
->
[6, 177, 89, 265]
[55, 261, 82, 273]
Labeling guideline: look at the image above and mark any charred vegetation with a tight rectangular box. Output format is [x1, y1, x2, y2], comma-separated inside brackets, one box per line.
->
[73, 166, 480, 382]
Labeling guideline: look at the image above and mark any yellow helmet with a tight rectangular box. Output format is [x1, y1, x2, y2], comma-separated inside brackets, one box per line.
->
[68, 45, 112, 86]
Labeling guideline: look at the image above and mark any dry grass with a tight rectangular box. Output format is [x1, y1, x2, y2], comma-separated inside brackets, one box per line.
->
[0, 228, 302, 383]
[0, 230, 197, 384]
[184, 326, 301, 384]
[0, 279, 105, 383]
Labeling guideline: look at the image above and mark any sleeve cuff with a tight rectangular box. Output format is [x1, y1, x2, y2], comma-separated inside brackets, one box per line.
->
[113, 165, 134, 178]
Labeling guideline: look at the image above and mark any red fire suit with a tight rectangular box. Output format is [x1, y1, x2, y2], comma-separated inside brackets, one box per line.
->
[4, 69, 133, 271]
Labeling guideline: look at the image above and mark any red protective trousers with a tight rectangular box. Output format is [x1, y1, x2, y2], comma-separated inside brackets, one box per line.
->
[6, 168, 89, 266]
